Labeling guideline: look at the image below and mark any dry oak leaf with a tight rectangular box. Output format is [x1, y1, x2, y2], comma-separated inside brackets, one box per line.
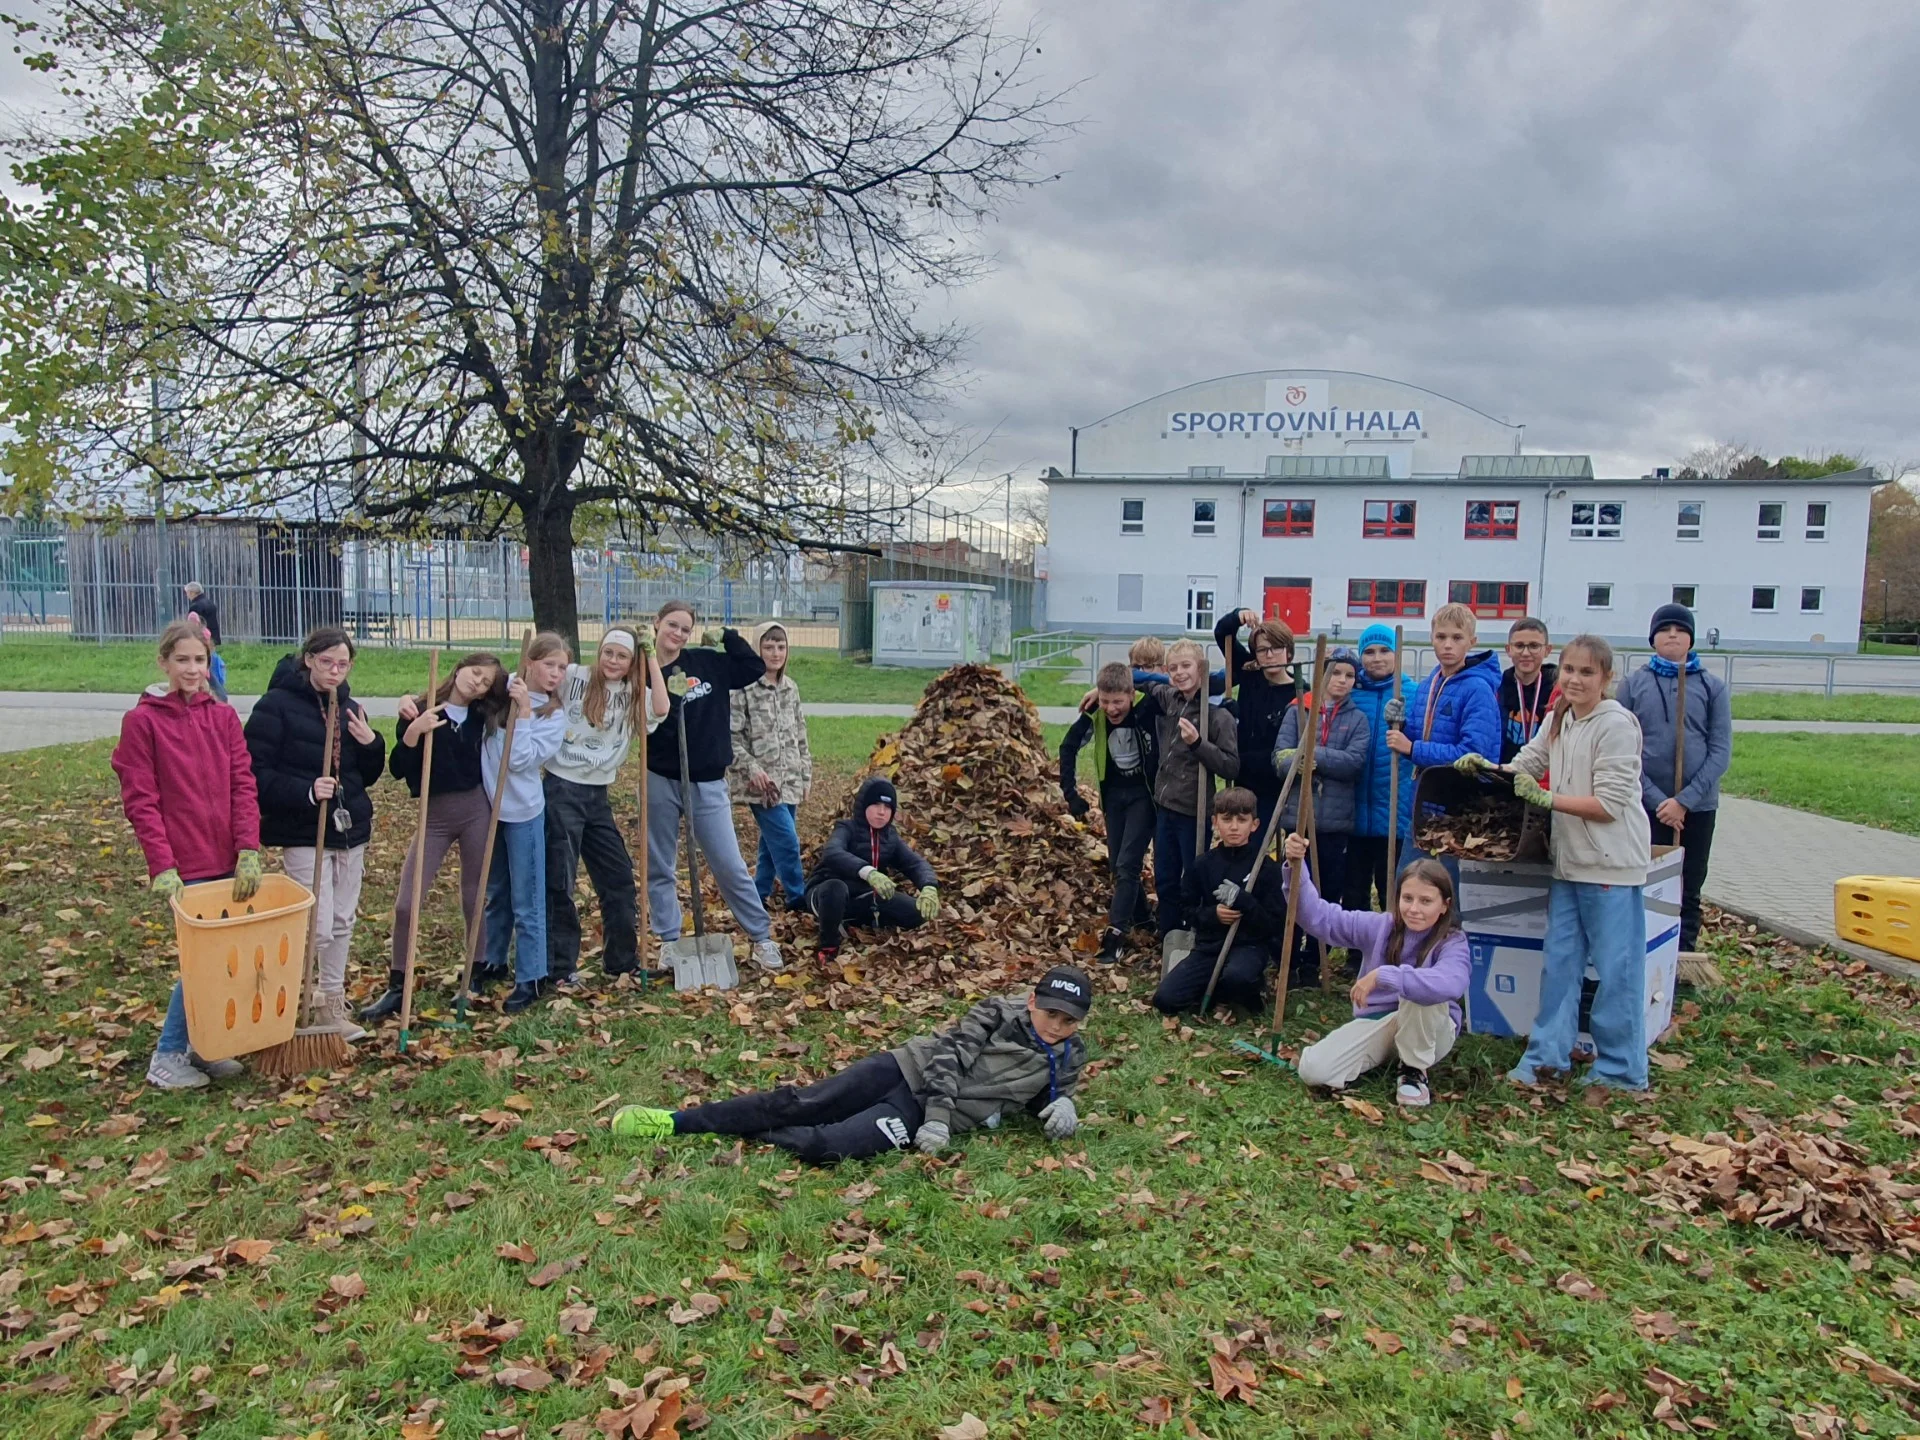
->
[327, 1273, 368, 1300]
[938, 1415, 990, 1440]
[1631, 1308, 1681, 1342]
[1362, 1329, 1404, 1356]
[666, 1292, 723, 1326]
[1553, 1272, 1605, 1301]
[785, 1382, 835, 1411]
[557, 1302, 597, 1335]
[20, 1046, 64, 1072]
[493, 1364, 552, 1392]
[1207, 1351, 1260, 1402]
[1338, 1096, 1385, 1125]
[1137, 1394, 1175, 1427]
[223, 1239, 275, 1266]
[495, 1241, 538, 1265]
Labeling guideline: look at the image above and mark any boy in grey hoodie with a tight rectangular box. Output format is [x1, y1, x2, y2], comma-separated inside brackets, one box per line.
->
[609, 968, 1091, 1163]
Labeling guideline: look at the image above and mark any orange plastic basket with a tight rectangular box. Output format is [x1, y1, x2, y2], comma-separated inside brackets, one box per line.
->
[170, 874, 315, 1061]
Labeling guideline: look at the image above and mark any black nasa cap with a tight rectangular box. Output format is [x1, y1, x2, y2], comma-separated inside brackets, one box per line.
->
[1034, 965, 1093, 1020]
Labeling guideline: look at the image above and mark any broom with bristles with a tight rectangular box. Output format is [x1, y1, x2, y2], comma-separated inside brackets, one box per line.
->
[251, 689, 351, 1076]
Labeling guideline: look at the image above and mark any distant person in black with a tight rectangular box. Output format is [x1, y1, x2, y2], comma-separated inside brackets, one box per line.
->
[183, 582, 221, 647]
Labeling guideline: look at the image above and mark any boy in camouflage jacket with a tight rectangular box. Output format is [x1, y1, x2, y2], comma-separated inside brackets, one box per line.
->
[728, 622, 813, 907]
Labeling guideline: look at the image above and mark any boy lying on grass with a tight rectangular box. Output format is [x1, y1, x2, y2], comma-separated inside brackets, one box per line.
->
[611, 967, 1092, 1164]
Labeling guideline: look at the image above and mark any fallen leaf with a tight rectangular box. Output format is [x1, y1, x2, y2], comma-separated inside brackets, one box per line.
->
[1339, 1096, 1385, 1124]
[1833, 1344, 1920, 1391]
[327, 1272, 367, 1300]
[1554, 1272, 1605, 1301]
[20, 1045, 64, 1073]
[1631, 1308, 1681, 1342]
[1137, 1394, 1175, 1426]
[525, 1254, 586, 1289]
[1362, 1329, 1404, 1355]
[938, 1414, 989, 1440]
[495, 1242, 538, 1265]
[558, 1302, 596, 1335]
[1207, 1351, 1260, 1401]
[493, 1364, 552, 1392]
[224, 1239, 274, 1266]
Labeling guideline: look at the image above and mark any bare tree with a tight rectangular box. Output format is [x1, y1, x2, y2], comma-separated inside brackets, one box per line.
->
[1675, 440, 1759, 480]
[0, 0, 1063, 644]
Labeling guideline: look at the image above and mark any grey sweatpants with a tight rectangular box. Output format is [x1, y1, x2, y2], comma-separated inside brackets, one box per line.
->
[390, 786, 492, 978]
[644, 773, 771, 942]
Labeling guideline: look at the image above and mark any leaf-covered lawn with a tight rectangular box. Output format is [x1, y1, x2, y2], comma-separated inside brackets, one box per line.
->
[1, 730, 1918, 1439]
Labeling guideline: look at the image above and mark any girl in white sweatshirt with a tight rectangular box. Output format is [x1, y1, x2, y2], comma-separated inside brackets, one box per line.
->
[484, 632, 571, 1014]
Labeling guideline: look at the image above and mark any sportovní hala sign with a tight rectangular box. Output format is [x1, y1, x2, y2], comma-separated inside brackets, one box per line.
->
[1166, 378, 1423, 438]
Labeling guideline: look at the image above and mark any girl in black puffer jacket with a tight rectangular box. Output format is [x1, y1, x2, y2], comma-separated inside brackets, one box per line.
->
[243, 627, 387, 1038]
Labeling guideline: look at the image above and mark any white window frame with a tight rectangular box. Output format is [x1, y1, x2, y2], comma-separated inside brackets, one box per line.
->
[1185, 577, 1217, 633]
[1586, 583, 1613, 609]
[1800, 585, 1824, 614]
[1191, 498, 1218, 537]
[1805, 502, 1828, 541]
[1571, 500, 1623, 540]
[1671, 584, 1697, 608]
[1757, 501, 1783, 542]
[1117, 573, 1144, 613]
[1120, 497, 1145, 536]
[1676, 500, 1703, 541]
[1751, 585, 1778, 613]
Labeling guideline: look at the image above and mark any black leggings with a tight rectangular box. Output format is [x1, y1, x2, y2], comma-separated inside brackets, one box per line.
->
[809, 878, 923, 949]
[1152, 942, 1271, 1014]
[673, 1053, 924, 1164]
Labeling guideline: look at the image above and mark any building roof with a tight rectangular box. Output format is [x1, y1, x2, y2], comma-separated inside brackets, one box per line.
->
[1460, 454, 1593, 479]
[1043, 466, 1883, 489]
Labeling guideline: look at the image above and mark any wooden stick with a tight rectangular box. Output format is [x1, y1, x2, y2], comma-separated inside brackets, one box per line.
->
[296, 689, 339, 1026]
[1192, 663, 1209, 861]
[455, 629, 531, 1021]
[1198, 746, 1304, 1014]
[636, 651, 652, 975]
[1385, 624, 1405, 892]
[1267, 634, 1328, 1037]
[1672, 661, 1688, 838]
[396, 650, 440, 1052]
[1301, 716, 1326, 983]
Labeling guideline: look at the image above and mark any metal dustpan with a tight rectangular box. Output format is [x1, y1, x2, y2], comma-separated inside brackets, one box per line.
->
[664, 687, 739, 992]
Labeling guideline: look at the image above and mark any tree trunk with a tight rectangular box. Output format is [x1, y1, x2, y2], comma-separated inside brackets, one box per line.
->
[524, 491, 581, 654]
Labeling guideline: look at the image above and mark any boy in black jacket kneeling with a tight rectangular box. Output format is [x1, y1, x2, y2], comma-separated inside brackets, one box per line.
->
[807, 776, 938, 964]
[610, 967, 1092, 1163]
[1058, 662, 1160, 964]
[1151, 786, 1287, 1014]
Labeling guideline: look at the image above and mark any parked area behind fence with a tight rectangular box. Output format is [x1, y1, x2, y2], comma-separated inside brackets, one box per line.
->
[0, 499, 1038, 657]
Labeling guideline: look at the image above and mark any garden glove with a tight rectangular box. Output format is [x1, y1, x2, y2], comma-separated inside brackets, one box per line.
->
[916, 886, 940, 921]
[151, 868, 184, 902]
[1212, 879, 1244, 909]
[232, 850, 263, 901]
[1452, 752, 1496, 775]
[860, 866, 897, 900]
[1038, 1096, 1078, 1140]
[1272, 746, 1297, 773]
[634, 621, 655, 654]
[1512, 772, 1554, 810]
[1383, 697, 1406, 728]
[1066, 792, 1090, 820]
[914, 1119, 950, 1155]
[700, 625, 725, 646]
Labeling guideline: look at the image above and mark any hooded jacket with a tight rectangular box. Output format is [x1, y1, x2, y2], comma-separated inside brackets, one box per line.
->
[1214, 611, 1298, 804]
[809, 776, 936, 895]
[112, 686, 261, 882]
[243, 656, 387, 850]
[1274, 695, 1372, 835]
[1145, 681, 1239, 816]
[1350, 664, 1414, 839]
[891, 992, 1086, 1133]
[1395, 651, 1503, 838]
[1512, 698, 1652, 886]
[1617, 660, 1732, 813]
[728, 629, 812, 806]
[648, 628, 765, 785]
[1057, 691, 1159, 800]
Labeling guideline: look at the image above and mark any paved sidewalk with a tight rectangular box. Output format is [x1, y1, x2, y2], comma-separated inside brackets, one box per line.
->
[1703, 795, 1920, 982]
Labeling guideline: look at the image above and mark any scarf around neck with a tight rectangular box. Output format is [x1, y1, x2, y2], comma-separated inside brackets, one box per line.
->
[1648, 652, 1704, 678]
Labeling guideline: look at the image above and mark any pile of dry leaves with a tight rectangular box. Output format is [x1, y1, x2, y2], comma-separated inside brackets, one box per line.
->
[1641, 1126, 1920, 1256]
[821, 665, 1114, 990]
[1416, 793, 1529, 861]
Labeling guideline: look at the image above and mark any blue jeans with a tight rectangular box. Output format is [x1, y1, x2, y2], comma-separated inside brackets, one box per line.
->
[158, 982, 190, 1053]
[484, 818, 548, 985]
[1512, 879, 1647, 1090]
[750, 802, 807, 904]
[1154, 808, 1201, 937]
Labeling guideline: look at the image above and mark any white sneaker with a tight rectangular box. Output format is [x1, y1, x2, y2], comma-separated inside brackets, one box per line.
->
[1395, 1066, 1432, 1107]
[189, 1050, 245, 1080]
[750, 938, 786, 973]
[147, 1052, 210, 1090]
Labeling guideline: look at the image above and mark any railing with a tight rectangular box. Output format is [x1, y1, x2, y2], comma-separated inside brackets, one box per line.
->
[1010, 630, 1093, 677]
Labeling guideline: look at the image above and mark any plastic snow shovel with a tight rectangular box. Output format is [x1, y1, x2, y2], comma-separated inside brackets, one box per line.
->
[663, 676, 739, 992]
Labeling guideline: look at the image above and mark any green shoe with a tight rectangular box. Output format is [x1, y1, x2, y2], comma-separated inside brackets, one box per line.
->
[610, 1105, 677, 1141]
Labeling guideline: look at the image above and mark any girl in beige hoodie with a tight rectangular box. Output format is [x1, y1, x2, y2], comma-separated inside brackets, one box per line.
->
[1503, 634, 1653, 1091]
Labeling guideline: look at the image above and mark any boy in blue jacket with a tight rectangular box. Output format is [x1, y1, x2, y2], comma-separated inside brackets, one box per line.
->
[1344, 623, 1415, 913]
[1387, 604, 1502, 859]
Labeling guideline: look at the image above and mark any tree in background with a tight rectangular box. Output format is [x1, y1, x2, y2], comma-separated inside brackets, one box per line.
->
[0, 0, 1062, 646]
[1866, 472, 1920, 630]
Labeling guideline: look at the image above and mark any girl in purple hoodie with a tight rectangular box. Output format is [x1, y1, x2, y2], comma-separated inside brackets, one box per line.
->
[1282, 834, 1470, 1107]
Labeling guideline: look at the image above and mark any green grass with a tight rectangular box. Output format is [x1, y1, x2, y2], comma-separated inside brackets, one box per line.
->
[1724, 733, 1920, 833]
[2, 729, 1918, 1438]
[1731, 692, 1920, 722]
[1860, 638, 1920, 655]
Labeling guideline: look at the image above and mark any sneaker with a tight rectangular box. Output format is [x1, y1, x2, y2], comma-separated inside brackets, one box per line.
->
[815, 945, 841, 968]
[146, 1051, 210, 1091]
[189, 1050, 245, 1080]
[1095, 928, 1125, 965]
[472, 963, 511, 990]
[359, 977, 406, 1022]
[315, 990, 368, 1043]
[750, 938, 786, 973]
[609, 1105, 677, 1141]
[1395, 1065, 1431, 1107]
[503, 980, 546, 1015]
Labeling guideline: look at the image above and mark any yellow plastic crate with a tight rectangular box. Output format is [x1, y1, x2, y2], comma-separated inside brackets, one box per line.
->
[1834, 875, 1920, 963]
[171, 874, 315, 1061]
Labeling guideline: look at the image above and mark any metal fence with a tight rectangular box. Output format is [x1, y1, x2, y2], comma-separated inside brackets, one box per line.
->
[834, 494, 1036, 657]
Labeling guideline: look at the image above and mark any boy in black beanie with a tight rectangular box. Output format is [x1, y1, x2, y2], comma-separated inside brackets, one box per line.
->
[806, 776, 939, 964]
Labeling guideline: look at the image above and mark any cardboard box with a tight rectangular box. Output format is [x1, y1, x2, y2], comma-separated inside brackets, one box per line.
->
[1457, 847, 1682, 1044]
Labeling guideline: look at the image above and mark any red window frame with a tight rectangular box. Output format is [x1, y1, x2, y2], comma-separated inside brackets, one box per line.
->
[1464, 499, 1519, 540]
[1362, 499, 1417, 538]
[1447, 580, 1530, 619]
[1347, 578, 1426, 618]
[1261, 498, 1315, 537]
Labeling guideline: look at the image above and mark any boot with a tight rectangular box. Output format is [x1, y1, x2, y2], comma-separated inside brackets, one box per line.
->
[1095, 928, 1126, 966]
[503, 980, 546, 1015]
[315, 990, 368, 1042]
[359, 973, 406, 1022]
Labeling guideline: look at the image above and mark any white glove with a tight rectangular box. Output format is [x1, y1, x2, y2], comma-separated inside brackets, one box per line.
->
[1213, 879, 1244, 909]
[914, 1119, 950, 1154]
[1384, 697, 1407, 727]
[1038, 1097, 1078, 1140]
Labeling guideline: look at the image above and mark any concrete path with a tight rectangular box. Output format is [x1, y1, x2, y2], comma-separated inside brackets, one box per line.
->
[1703, 795, 1920, 983]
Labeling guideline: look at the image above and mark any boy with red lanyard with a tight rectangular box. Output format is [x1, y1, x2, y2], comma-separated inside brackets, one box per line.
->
[1498, 617, 1558, 763]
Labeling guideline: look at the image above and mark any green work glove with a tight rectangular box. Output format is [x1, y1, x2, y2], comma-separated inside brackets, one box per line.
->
[151, 868, 184, 902]
[1272, 746, 1297, 773]
[916, 885, 940, 921]
[1452, 753, 1496, 775]
[860, 866, 898, 900]
[700, 625, 725, 646]
[1512, 772, 1554, 810]
[232, 850, 264, 901]
[634, 621, 655, 655]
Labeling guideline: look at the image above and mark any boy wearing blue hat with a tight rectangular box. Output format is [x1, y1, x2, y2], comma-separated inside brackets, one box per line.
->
[1343, 623, 1414, 914]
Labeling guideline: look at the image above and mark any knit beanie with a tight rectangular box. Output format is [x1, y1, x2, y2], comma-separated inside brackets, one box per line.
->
[1648, 603, 1695, 646]
[1356, 622, 1397, 654]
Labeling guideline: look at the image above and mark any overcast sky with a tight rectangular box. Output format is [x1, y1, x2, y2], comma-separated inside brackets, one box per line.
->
[932, 0, 1920, 507]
